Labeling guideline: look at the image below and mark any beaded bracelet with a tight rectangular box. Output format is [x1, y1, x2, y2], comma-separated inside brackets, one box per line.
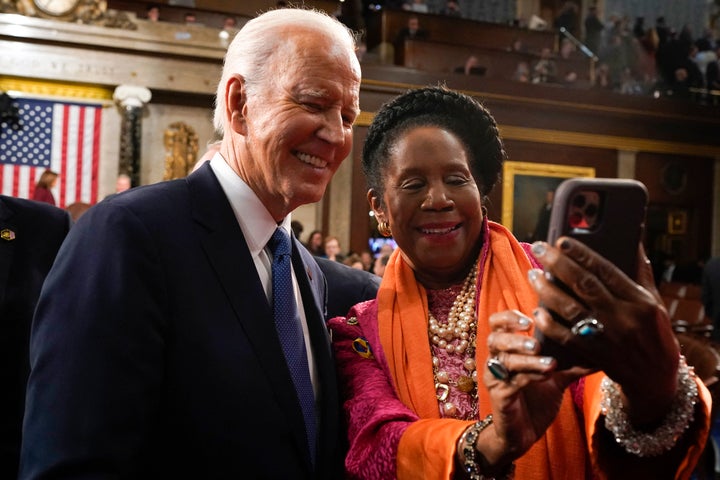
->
[457, 414, 515, 480]
[600, 355, 698, 457]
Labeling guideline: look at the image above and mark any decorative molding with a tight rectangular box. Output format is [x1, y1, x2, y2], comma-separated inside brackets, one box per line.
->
[0, 13, 227, 57]
[0, 40, 220, 94]
[498, 125, 720, 158]
[361, 78, 720, 125]
[0, 76, 113, 102]
[355, 111, 374, 127]
[1, 0, 137, 29]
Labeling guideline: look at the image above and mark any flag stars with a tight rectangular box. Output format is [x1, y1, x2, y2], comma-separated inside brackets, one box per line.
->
[1, 99, 53, 167]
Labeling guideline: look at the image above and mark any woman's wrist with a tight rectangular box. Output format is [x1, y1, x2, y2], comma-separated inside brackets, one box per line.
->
[600, 355, 698, 457]
[618, 340, 681, 427]
[456, 415, 515, 480]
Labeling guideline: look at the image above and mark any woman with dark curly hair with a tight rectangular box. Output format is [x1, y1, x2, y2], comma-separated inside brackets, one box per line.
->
[306, 229, 325, 256]
[328, 86, 711, 479]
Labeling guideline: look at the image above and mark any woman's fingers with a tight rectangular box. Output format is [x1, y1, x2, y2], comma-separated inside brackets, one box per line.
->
[488, 309, 532, 333]
[533, 238, 637, 299]
[530, 239, 656, 317]
[487, 310, 556, 381]
[526, 269, 588, 324]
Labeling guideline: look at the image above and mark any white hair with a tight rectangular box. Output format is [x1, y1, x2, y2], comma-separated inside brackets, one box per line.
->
[213, 8, 359, 134]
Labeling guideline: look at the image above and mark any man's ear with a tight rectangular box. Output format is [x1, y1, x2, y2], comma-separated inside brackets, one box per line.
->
[226, 74, 247, 135]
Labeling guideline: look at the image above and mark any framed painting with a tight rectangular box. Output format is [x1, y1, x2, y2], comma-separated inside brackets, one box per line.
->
[501, 161, 595, 242]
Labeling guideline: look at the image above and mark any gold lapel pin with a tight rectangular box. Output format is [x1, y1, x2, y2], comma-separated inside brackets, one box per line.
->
[1, 228, 15, 241]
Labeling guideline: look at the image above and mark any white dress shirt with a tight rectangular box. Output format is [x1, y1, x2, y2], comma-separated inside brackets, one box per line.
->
[209, 154, 319, 399]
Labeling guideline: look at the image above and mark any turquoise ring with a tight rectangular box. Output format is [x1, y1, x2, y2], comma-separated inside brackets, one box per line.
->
[487, 357, 511, 381]
[570, 317, 605, 337]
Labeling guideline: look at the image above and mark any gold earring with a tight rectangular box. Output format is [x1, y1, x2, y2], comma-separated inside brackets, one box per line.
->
[378, 221, 392, 237]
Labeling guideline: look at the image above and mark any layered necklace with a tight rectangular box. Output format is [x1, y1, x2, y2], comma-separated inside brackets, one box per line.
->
[428, 261, 479, 420]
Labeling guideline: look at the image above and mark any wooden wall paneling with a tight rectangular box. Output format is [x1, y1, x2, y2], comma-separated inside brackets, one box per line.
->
[635, 152, 714, 263]
[349, 127, 372, 256]
[636, 153, 714, 206]
[403, 39, 592, 85]
[501, 141, 618, 177]
[485, 98, 719, 145]
[380, 9, 558, 60]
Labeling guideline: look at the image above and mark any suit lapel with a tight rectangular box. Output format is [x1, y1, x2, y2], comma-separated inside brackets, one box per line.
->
[187, 167, 314, 472]
[0, 199, 17, 306]
[292, 240, 339, 474]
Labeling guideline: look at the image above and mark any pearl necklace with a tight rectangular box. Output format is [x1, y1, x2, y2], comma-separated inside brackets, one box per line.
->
[428, 261, 479, 420]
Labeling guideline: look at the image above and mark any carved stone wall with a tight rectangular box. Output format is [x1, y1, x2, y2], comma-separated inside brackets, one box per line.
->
[163, 122, 198, 181]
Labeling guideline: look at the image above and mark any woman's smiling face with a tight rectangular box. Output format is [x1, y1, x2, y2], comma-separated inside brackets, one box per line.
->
[370, 125, 484, 288]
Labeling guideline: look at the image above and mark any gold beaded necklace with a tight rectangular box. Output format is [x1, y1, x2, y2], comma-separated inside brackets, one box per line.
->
[428, 261, 479, 420]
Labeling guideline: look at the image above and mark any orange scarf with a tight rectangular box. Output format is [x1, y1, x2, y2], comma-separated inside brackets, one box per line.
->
[378, 221, 588, 479]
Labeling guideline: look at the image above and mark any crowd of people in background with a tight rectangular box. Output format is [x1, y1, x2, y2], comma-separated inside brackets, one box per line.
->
[295, 223, 395, 278]
[580, 12, 719, 101]
[142, 2, 238, 32]
[505, 4, 719, 103]
[376, 0, 719, 105]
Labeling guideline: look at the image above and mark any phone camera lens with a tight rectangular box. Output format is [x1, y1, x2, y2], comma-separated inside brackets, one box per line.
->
[572, 194, 586, 208]
[585, 204, 598, 217]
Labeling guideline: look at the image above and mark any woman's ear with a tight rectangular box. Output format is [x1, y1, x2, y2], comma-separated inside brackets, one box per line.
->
[226, 74, 247, 135]
[367, 189, 385, 222]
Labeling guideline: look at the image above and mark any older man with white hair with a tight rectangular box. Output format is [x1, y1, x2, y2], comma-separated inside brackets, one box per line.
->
[20, 8, 361, 479]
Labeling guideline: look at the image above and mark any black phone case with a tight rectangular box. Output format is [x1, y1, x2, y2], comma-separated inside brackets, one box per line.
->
[534, 178, 648, 369]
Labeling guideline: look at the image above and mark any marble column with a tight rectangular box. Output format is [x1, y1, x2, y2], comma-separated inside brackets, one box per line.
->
[616, 150, 637, 179]
[113, 85, 152, 187]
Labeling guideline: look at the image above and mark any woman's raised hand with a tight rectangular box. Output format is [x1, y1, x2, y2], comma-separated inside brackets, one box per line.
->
[528, 237, 680, 426]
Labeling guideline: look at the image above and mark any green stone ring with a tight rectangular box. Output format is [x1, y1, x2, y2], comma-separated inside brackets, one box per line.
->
[487, 357, 510, 381]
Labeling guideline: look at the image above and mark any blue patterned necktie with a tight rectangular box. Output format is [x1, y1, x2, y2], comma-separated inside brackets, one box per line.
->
[267, 227, 317, 462]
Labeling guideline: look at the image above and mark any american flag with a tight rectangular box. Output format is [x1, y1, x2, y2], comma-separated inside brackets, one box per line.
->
[0, 97, 102, 208]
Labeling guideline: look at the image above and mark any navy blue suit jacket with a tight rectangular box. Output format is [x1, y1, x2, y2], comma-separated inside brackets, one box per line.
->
[20, 165, 341, 479]
[314, 256, 380, 320]
[0, 196, 70, 479]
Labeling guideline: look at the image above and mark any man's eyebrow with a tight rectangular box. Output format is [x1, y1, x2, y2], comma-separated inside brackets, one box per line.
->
[299, 88, 329, 99]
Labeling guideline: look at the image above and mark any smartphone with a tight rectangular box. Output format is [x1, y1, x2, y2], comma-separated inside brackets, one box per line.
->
[534, 178, 649, 369]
